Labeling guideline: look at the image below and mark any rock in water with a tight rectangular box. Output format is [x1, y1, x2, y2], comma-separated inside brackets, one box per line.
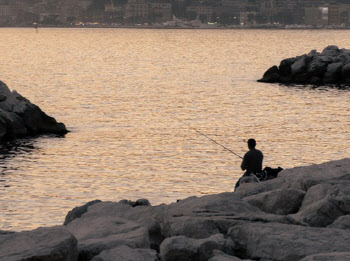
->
[258, 46, 350, 87]
[0, 81, 68, 140]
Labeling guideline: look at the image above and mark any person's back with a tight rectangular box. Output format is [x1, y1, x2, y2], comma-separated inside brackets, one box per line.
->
[240, 139, 263, 176]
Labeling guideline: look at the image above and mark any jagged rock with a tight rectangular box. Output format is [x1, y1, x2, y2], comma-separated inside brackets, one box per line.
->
[243, 188, 305, 215]
[0, 81, 67, 140]
[321, 45, 340, 56]
[258, 46, 350, 87]
[328, 215, 350, 229]
[288, 182, 350, 227]
[209, 250, 253, 261]
[64, 199, 102, 225]
[160, 234, 228, 261]
[0, 226, 78, 261]
[291, 55, 307, 75]
[91, 245, 158, 261]
[227, 222, 350, 261]
[279, 58, 295, 76]
[299, 252, 350, 261]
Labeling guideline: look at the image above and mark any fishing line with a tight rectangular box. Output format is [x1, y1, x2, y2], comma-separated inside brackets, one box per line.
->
[175, 116, 243, 159]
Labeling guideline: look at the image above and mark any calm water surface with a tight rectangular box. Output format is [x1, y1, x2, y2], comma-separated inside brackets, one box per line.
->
[0, 28, 349, 231]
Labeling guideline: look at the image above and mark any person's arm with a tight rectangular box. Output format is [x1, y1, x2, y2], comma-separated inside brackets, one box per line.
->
[241, 154, 247, 171]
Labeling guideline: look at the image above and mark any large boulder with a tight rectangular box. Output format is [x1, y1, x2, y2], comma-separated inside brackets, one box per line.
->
[64, 200, 102, 225]
[227, 222, 350, 261]
[160, 234, 228, 261]
[65, 202, 152, 260]
[328, 215, 350, 229]
[161, 192, 288, 239]
[243, 188, 305, 215]
[288, 181, 350, 227]
[0, 81, 67, 140]
[91, 245, 158, 261]
[0, 226, 78, 261]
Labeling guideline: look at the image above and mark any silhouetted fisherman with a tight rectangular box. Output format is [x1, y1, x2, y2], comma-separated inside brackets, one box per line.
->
[235, 139, 263, 190]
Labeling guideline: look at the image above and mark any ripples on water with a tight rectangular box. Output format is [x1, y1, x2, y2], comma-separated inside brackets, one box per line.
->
[0, 28, 349, 231]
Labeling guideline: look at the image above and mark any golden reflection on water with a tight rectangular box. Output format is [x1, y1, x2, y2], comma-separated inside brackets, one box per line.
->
[0, 28, 349, 231]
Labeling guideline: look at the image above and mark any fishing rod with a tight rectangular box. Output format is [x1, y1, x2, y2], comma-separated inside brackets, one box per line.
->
[175, 117, 243, 159]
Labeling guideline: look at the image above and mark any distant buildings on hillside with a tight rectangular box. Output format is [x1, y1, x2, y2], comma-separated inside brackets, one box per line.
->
[0, 0, 350, 27]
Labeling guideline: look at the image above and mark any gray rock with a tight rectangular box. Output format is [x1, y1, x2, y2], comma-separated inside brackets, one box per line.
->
[0, 226, 78, 261]
[278, 58, 295, 76]
[160, 234, 227, 261]
[91, 245, 158, 261]
[299, 252, 350, 261]
[209, 250, 252, 261]
[161, 192, 288, 239]
[288, 182, 350, 227]
[321, 45, 340, 56]
[328, 215, 350, 229]
[291, 55, 307, 75]
[227, 222, 350, 261]
[243, 188, 305, 215]
[341, 63, 350, 82]
[323, 62, 343, 83]
[64, 199, 102, 225]
[307, 58, 328, 77]
[66, 201, 153, 260]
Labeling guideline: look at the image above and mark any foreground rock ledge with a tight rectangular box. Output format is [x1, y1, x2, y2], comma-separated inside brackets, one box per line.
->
[0, 81, 68, 140]
[0, 158, 349, 261]
[258, 45, 350, 87]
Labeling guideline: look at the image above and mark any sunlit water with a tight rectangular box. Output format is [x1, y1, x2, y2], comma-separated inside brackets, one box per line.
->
[0, 28, 349, 231]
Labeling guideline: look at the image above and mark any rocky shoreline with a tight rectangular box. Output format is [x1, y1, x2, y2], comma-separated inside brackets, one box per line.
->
[0, 81, 68, 140]
[1, 158, 349, 261]
[258, 45, 350, 88]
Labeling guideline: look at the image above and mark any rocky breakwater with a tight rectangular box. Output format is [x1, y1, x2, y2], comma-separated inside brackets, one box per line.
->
[0, 81, 67, 140]
[258, 45, 350, 87]
[1, 158, 349, 261]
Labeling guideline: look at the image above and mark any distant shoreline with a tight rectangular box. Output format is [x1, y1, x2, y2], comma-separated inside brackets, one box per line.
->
[2, 24, 350, 30]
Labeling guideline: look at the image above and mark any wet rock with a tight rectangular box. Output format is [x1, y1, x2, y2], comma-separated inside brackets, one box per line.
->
[64, 199, 102, 225]
[243, 188, 305, 215]
[0, 81, 67, 140]
[0, 226, 78, 261]
[299, 252, 350, 261]
[227, 222, 350, 261]
[160, 234, 227, 261]
[328, 215, 350, 229]
[91, 245, 158, 261]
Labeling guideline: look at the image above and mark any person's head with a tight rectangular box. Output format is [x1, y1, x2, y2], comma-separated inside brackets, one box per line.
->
[247, 139, 256, 149]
